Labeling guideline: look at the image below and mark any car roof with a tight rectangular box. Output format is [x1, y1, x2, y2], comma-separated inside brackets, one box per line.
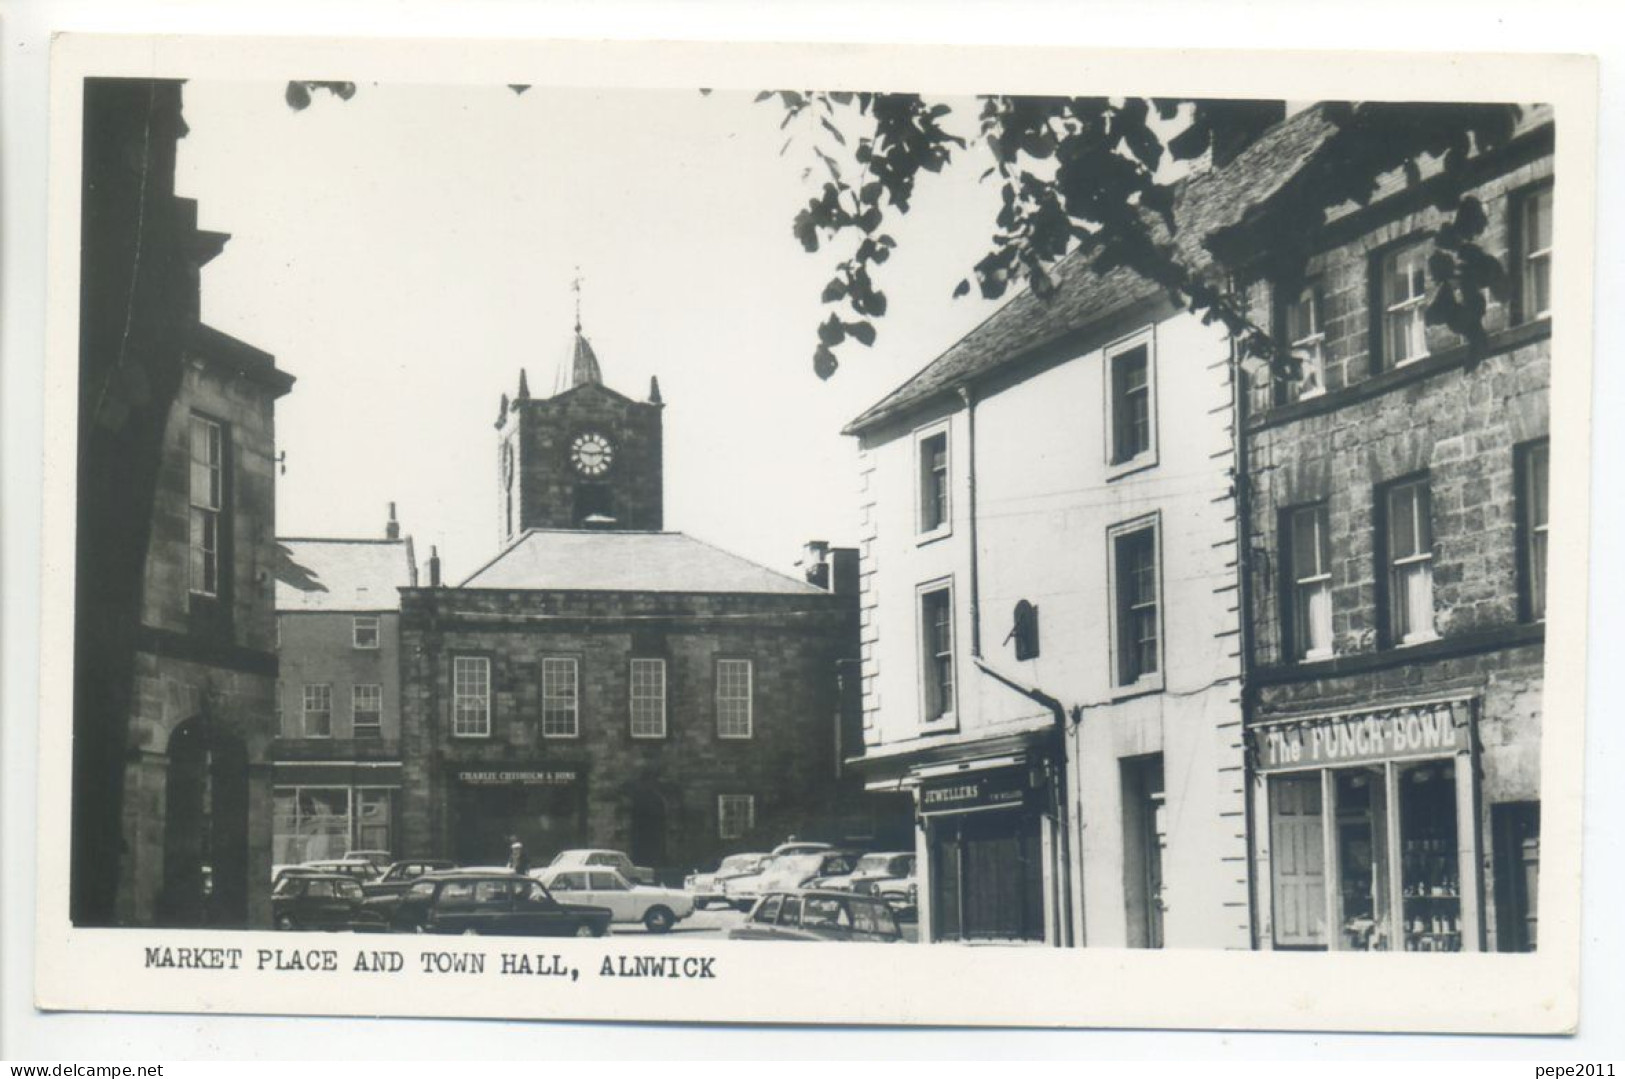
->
[763, 889, 887, 902]
[280, 872, 361, 884]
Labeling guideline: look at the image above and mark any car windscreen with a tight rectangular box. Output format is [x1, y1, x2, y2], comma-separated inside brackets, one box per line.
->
[335, 879, 364, 900]
[272, 877, 300, 897]
[776, 854, 823, 876]
[800, 896, 852, 930]
[720, 854, 763, 873]
[853, 854, 893, 874]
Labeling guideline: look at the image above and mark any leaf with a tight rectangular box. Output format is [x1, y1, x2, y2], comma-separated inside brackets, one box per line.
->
[846, 320, 877, 347]
[819, 116, 848, 146]
[952, 278, 971, 298]
[813, 344, 839, 380]
[817, 314, 847, 347]
[820, 278, 848, 303]
[285, 81, 312, 111]
[755, 90, 774, 103]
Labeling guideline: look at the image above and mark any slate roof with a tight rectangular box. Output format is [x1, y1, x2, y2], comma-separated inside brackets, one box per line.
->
[459, 530, 825, 595]
[843, 105, 1340, 436]
[275, 538, 418, 612]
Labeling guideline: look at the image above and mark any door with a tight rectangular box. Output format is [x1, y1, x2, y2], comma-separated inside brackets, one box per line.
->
[1493, 801, 1540, 952]
[160, 717, 249, 927]
[588, 870, 637, 921]
[1121, 754, 1166, 948]
[1269, 774, 1328, 948]
[629, 789, 669, 877]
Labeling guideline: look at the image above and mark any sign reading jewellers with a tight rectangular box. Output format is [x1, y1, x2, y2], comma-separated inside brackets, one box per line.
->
[456, 769, 579, 787]
[1254, 699, 1473, 772]
[918, 767, 1032, 816]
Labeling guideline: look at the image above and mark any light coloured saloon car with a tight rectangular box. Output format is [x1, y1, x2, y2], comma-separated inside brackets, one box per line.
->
[535, 866, 695, 933]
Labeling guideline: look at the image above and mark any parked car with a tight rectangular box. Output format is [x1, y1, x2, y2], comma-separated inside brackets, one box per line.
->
[345, 849, 394, 872]
[280, 857, 382, 884]
[536, 866, 695, 932]
[812, 852, 915, 895]
[272, 873, 387, 932]
[873, 874, 919, 921]
[389, 870, 613, 937]
[546, 849, 656, 885]
[363, 859, 458, 898]
[727, 890, 903, 943]
[728, 850, 860, 910]
[769, 840, 834, 857]
[685, 853, 770, 910]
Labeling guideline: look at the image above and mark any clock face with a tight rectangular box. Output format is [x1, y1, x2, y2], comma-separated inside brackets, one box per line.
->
[570, 431, 614, 476]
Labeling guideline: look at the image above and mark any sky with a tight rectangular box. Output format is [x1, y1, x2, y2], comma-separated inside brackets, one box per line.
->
[175, 82, 1011, 583]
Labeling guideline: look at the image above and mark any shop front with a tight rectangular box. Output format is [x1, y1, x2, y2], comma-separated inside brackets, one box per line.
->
[1249, 696, 1483, 953]
[272, 762, 403, 865]
[448, 766, 587, 867]
[915, 758, 1054, 945]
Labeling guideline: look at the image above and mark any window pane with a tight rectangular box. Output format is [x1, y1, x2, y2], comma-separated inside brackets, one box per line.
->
[919, 432, 949, 533]
[1112, 346, 1151, 462]
[1115, 528, 1158, 684]
[541, 658, 579, 737]
[1388, 485, 1418, 560]
[631, 658, 666, 737]
[717, 659, 752, 737]
[919, 589, 954, 719]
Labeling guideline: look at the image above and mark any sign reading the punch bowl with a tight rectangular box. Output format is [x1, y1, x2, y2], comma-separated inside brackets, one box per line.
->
[918, 767, 1032, 816]
[1253, 699, 1473, 772]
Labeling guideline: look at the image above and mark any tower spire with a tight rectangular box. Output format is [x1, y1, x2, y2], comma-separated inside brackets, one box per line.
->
[572, 266, 583, 333]
[557, 266, 603, 392]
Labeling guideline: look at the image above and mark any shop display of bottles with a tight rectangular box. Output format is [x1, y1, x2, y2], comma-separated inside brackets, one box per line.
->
[1401, 837, 1461, 952]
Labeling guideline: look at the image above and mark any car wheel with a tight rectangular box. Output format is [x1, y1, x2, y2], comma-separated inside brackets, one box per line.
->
[275, 915, 297, 931]
[643, 906, 675, 934]
[574, 923, 596, 938]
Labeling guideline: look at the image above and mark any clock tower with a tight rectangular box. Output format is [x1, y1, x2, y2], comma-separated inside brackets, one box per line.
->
[494, 325, 664, 544]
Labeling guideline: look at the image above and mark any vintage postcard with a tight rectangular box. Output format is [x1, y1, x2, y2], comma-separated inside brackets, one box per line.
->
[34, 33, 1597, 1031]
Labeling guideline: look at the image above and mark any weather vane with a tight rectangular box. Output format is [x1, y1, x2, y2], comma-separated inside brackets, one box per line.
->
[572, 266, 583, 332]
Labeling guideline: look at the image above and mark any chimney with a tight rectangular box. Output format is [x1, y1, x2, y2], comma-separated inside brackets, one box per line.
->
[799, 540, 832, 591]
[428, 546, 442, 588]
[385, 502, 400, 540]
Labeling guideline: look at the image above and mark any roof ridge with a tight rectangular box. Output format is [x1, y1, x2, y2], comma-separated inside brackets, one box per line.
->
[673, 530, 822, 591]
[278, 536, 412, 545]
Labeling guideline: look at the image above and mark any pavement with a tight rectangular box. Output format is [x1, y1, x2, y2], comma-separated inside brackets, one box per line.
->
[608, 903, 921, 942]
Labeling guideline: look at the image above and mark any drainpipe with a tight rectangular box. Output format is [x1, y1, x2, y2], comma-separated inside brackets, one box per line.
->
[958, 386, 982, 658]
[1228, 273, 1261, 949]
[974, 658, 1075, 949]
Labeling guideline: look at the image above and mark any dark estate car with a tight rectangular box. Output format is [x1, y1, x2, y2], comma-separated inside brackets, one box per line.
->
[389, 871, 614, 937]
[272, 873, 388, 932]
[362, 859, 459, 900]
[727, 890, 904, 943]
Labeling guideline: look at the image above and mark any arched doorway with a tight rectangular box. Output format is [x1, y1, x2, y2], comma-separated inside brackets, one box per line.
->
[158, 716, 249, 927]
[629, 788, 669, 880]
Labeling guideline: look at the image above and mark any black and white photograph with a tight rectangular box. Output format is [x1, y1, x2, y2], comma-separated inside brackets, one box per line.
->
[19, 32, 1599, 1035]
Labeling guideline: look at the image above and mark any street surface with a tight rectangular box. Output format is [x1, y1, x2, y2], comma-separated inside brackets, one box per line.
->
[608, 904, 920, 942]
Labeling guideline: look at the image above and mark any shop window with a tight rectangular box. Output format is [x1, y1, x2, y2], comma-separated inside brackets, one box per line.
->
[1377, 240, 1431, 369]
[452, 655, 491, 737]
[917, 583, 956, 725]
[1266, 757, 1467, 953]
[1285, 504, 1334, 661]
[302, 683, 332, 739]
[1518, 440, 1550, 622]
[541, 657, 579, 738]
[1382, 478, 1436, 646]
[1517, 185, 1553, 323]
[271, 786, 351, 864]
[352, 616, 380, 649]
[718, 793, 755, 840]
[1277, 281, 1326, 402]
[352, 684, 383, 739]
[1109, 519, 1162, 690]
[916, 425, 951, 538]
[1106, 333, 1157, 471]
[629, 658, 667, 738]
[716, 659, 753, 739]
[188, 414, 224, 597]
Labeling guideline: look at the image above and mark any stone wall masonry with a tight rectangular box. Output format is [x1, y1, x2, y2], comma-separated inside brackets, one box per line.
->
[398, 586, 861, 872]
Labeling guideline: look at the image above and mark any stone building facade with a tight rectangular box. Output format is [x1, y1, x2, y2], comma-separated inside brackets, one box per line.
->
[272, 508, 418, 864]
[1231, 106, 1553, 953]
[74, 78, 293, 928]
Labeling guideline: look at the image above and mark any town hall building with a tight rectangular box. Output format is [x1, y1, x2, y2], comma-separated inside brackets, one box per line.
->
[396, 324, 899, 878]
